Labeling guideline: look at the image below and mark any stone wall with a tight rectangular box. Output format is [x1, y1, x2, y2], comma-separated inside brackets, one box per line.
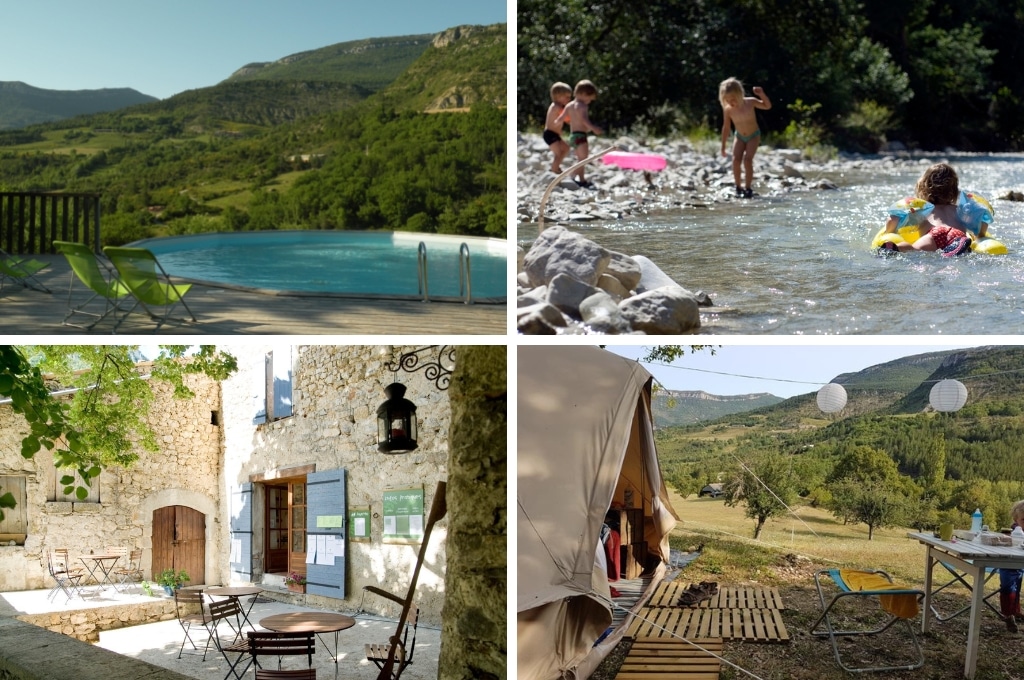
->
[438, 346, 508, 679]
[0, 372, 222, 591]
[15, 599, 177, 643]
[219, 344, 450, 624]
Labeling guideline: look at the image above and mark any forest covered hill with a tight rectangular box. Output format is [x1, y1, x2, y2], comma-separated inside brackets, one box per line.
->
[0, 23, 506, 242]
[656, 346, 1024, 531]
[0, 82, 156, 130]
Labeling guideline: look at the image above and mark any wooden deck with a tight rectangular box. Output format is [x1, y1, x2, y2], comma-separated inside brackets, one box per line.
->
[628, 584, 790, 643]
[0, 255, 506, 335]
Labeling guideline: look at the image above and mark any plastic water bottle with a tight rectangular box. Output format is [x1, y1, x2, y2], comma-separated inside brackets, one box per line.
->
[971, 508, 983, 534]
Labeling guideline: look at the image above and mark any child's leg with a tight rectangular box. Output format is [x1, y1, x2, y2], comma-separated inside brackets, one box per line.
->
[575, 141, 590, 181]
[742, 137, 761, 190]
[731, 138, 745, 189]
[551, 140, 569, 174]
[908, 233, 938, 251]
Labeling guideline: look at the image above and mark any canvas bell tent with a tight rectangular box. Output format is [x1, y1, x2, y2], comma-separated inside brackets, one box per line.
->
[517, 346, 679, 680]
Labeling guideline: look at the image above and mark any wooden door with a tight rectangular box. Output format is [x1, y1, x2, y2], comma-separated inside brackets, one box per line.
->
[266, 485, 288, 573]
[289, 481, 307, 577]
[152, 505, 206, 585]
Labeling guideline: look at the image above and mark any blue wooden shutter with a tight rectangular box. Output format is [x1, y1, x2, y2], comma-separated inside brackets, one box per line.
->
[229, 483, 253, 582]
[253, 357, 267, 424]
[305, 469, 347, 599]
[272, 346, 293, 419]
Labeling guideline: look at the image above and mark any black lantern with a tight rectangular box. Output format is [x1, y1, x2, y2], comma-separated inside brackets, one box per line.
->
[376, 382, 418, 453]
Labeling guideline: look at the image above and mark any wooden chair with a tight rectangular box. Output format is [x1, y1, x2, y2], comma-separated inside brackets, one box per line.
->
[46, 550, 83, 603]
[255, 671, 317, 680]
[114, 548, 144, 591]
[174, 589, 209, 659]
[247, 631, 316, 675]
[372, 480, 446, 680]
[365, 604, 419, 677]
[203, 598, 249, 679]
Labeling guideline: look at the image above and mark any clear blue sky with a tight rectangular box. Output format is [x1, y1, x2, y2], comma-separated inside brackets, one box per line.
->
[606, 343, 988, 399]
[2, 0, 506, 100]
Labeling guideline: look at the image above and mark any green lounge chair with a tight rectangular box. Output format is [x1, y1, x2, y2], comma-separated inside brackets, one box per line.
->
[103, 246, 196, 330]
[0, 247, 51, 294]
[53, 240, 134, 330]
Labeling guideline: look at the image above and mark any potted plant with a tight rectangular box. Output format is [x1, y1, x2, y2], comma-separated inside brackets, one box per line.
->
[156, 568, 190, 596]
[284, 571, 307, 593]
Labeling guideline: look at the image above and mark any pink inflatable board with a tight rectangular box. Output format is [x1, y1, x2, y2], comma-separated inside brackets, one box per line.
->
[601, 151, 667, 171]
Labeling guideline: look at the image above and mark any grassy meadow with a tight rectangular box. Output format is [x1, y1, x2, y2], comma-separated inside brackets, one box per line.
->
[667, 489, 939, 589]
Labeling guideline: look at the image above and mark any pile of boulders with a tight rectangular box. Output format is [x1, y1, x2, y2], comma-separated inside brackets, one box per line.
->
[516, 226, 711, 334]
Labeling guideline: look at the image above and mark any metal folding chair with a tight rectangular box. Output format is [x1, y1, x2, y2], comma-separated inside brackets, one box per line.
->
[46, 550, 83, 603]
[810, 568, 925, 673]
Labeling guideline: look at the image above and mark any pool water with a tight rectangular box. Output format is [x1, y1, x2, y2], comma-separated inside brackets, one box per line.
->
[133, 231, 507, 302]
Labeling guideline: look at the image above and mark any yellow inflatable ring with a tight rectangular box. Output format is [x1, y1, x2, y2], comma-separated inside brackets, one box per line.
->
[871, 226, 1008, 255]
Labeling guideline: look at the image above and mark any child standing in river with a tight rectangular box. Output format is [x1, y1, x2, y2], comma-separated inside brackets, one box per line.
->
[543, 82, 573, 174]
[719, 77, 771, 198]
[555, 80, 603, 188]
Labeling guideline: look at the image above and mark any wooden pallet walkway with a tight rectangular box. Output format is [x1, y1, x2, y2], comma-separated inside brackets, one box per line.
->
[615, 638, 723, 679]
[627, 605, 790, 642]
[647, 583, 785, 610]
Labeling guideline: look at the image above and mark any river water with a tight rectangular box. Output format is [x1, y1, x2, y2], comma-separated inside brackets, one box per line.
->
[535, 154, 1024, 335]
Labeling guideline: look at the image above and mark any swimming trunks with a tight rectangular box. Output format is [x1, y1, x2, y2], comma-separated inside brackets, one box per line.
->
[543, 129, 562, 146]
[929, 226, 967, 250]
[568, 131, 589, 149]
[734, 129, 761, 143]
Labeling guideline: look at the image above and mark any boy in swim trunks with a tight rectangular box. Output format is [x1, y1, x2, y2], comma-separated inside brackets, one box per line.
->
[719, 77, 771, 198]
[544, 82, 573, 174]
[879, 162, 978, 257]
[555, 80, 603, 188]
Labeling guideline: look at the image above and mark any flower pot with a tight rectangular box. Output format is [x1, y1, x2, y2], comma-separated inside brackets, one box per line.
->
[162, 585, 175, 596]
[287, 583, 306, 594]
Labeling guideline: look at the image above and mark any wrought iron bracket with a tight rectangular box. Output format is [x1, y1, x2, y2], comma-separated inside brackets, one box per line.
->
[386, 346, 456, 390]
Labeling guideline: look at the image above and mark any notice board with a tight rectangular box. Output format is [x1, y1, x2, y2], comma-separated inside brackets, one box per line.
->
[382, 486, 424, 544]
[349, 506, 371, 542]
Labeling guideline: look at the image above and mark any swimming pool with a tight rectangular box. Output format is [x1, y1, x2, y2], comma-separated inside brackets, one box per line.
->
[131, 231, 507, 302]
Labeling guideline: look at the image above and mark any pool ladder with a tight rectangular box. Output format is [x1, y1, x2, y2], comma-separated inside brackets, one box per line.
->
[417, 242, 473, 304]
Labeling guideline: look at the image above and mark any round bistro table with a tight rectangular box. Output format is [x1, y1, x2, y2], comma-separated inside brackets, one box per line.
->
[205, 585, 264, 631]
[259, 611, 355, 669]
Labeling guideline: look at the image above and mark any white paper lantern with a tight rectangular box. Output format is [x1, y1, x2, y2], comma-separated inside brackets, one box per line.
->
[929, 379, 968, 412]
[816, 383, 848, 413]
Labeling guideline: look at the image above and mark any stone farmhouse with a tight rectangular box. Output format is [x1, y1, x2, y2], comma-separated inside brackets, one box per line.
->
[0, 344, 506, 674]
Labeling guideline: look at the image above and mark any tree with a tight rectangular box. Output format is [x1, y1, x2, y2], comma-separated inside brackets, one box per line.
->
[0, 345, 237, 516]
[723, 453, 797, 539]
[829, 479, 908, 540]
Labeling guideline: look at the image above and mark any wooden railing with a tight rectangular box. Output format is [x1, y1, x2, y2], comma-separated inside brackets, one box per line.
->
[0, 192, 101, 255]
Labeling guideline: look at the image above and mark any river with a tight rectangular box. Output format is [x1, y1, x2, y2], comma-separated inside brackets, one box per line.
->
[527, 154, 1024, 335]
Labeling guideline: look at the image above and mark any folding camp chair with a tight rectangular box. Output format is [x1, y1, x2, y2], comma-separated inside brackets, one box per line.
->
[811, 568, 925, 673]
[103, 246, 196, 330]
[0, 247, 50, 294]
[53, 240, 134, 330]
[926, 560, 1001, 621]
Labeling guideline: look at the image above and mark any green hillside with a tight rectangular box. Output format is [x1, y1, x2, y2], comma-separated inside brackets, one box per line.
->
[0, 82, 156, 130]
[656, 346, 1024, 531]
[223, 33, 433, 91]
[0, 24, 506, 242]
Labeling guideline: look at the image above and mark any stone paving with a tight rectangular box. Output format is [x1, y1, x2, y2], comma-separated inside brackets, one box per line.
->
[1, 586, 439, 680]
